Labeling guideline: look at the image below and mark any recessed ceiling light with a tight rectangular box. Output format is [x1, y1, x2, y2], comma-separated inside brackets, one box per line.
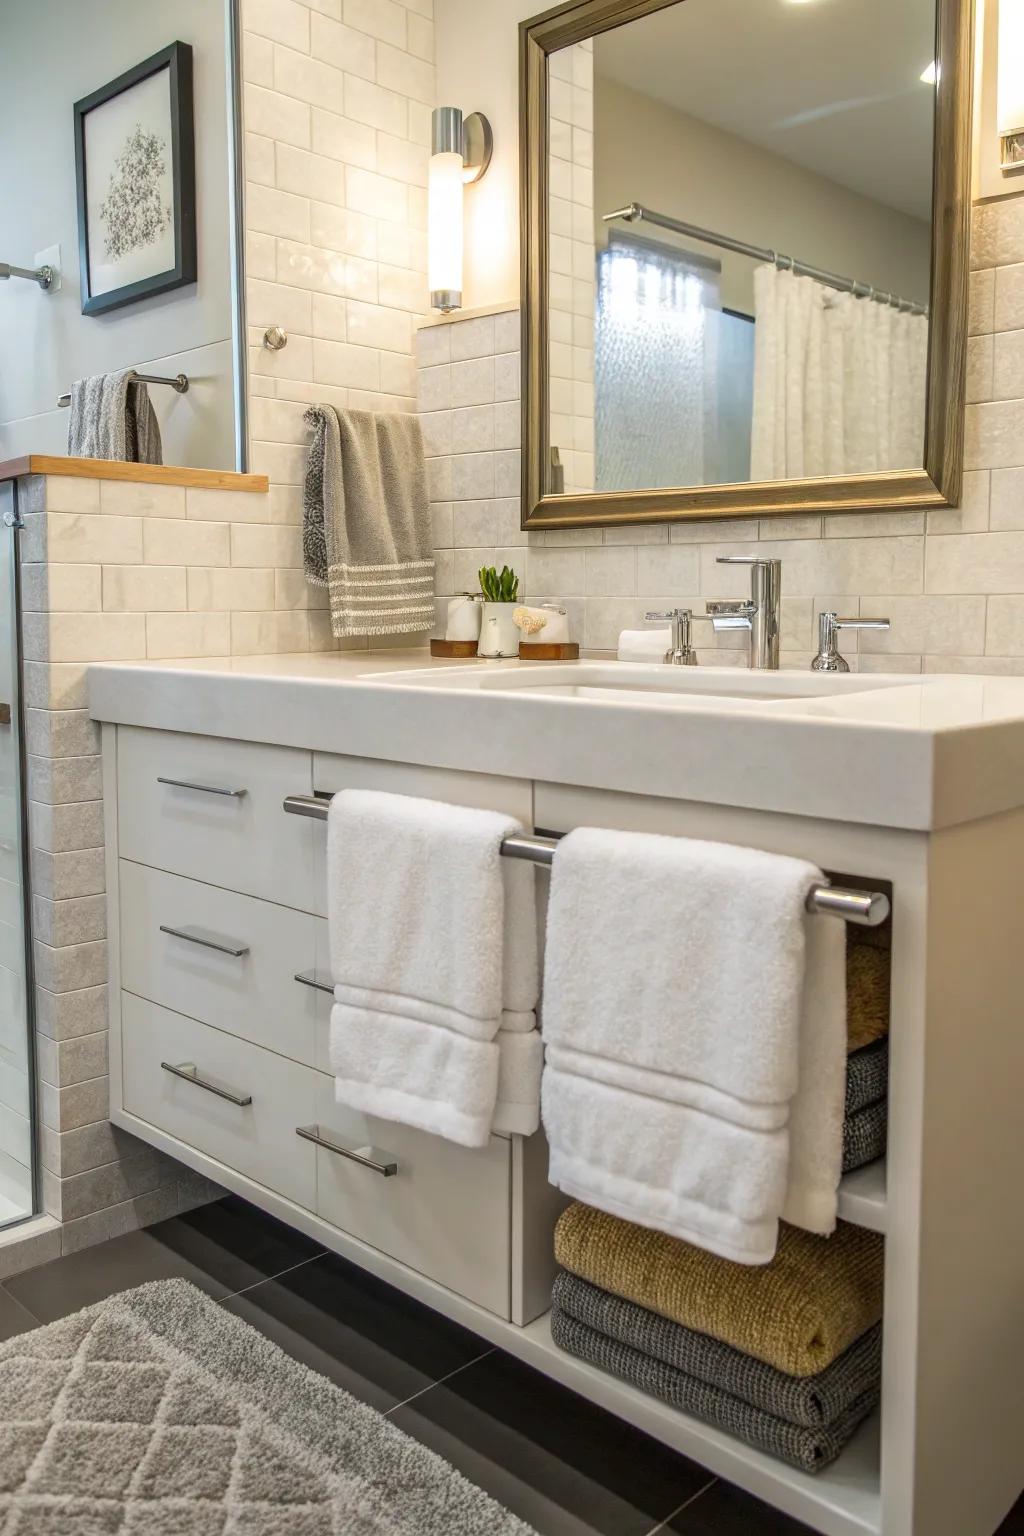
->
[921, 60, 938, 84]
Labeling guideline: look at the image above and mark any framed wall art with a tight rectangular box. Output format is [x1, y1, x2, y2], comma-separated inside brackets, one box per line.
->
[74, 41, 196, 316]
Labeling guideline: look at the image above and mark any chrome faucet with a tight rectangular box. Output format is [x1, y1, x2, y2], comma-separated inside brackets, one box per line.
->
[705, 556, 782, 670]
[810, 612, 891, 672]
[643, 607, 716, 665]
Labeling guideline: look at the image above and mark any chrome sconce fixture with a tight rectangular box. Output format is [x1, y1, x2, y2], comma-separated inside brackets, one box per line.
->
[429, 107, 493, 313]
[0, 261, 54, 290]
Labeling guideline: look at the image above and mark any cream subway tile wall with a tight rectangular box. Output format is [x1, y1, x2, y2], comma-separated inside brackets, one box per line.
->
[547, 39, 594, 495]
[241, 0, 435, 653]
[417, 194, 1024, 671]
[10, 469, 316, 1261]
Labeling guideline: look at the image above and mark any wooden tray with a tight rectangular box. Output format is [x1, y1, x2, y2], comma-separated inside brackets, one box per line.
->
[517, 641, 580, 661]
[429, 638, 480, 658]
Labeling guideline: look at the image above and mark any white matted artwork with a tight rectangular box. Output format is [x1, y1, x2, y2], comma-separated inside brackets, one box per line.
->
[74, 42, 196, 316]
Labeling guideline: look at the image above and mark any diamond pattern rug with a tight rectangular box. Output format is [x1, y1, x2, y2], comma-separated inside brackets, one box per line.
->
[0, 1278, 536, 1535]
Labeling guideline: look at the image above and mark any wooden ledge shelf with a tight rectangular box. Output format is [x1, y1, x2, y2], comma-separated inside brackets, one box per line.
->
[0, 455, 268, 494]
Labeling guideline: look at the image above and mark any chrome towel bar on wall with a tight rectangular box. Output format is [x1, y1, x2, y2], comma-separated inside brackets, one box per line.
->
[282, 795, 891, 927]
[57, 370, 190, 407]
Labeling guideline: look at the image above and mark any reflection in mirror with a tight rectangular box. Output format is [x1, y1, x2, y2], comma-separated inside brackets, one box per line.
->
[546, 0, 936, 498]
[0, 0, 245, 471]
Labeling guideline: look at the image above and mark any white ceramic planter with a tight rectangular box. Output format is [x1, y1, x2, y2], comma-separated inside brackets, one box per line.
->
[477, 602, 520, 657]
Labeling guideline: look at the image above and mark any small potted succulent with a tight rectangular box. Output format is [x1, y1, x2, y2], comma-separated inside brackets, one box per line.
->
[477, 564, 521, 657]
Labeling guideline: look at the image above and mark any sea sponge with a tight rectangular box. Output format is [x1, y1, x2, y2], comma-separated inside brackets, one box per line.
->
[513, 607, 548, 635]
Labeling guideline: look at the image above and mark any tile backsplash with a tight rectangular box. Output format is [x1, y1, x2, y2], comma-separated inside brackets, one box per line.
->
[418, 194, 1024, 673]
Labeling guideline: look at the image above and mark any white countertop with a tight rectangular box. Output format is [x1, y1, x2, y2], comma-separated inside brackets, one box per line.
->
[87, 650, 1024, 831]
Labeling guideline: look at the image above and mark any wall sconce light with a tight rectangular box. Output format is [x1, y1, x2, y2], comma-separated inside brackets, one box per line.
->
[999, 0, 1024, 172]
[429, 107, 493, 313]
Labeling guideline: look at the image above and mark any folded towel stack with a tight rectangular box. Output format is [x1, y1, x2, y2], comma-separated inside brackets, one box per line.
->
[842, 941, 891, 1173]
[552, 1204, 884, 1474]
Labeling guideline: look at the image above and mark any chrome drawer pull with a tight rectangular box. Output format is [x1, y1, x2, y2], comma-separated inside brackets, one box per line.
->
[295, 1124, 398, 1176]
[294, 969, 334, 995]
[161, 1061, 253, 1106]
[159, 924, 250, 958]
[158, 776, 247, 798]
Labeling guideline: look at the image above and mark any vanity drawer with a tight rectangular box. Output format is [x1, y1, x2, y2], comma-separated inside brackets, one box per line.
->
[117, 727, 316, 910]
[308, 753, 533, 918]
[119, 861, 318, 1065]
[310, 1072, 512, 1316]
[121, 994, 317, 1209]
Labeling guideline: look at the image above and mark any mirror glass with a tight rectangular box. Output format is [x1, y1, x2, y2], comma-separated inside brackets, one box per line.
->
[546, 0, 936, 497]
[0, 0, 244, 471]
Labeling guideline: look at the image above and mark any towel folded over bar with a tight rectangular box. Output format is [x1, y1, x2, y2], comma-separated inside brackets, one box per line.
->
[554, 1205, 884, 1378]
[552, 1271, 882, 1430]
[550, 1306, 877, 1474]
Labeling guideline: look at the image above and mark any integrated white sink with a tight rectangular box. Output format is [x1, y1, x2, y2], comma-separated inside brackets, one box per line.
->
[367, 660, 912, 710]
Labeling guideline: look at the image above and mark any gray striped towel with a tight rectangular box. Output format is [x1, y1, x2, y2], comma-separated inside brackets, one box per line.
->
[845, 1038, 888, 1117]
[843, 1099, 887, 1173]
[550, 1304, 878, 1474]
[303, 405, 434, 638]
[552, 1270, 881, 1430]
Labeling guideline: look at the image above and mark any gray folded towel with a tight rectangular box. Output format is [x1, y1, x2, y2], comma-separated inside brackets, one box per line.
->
[843, 1099, 887, 1173]
[303, 404, 434, 638]
[845, 1037, 888, 1117]
[551, 1303, 878, 1474]
[67, 371, 162, 463]
[552, 1270, 882, 1430]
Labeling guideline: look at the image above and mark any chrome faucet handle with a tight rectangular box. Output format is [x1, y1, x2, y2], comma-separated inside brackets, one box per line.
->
[811, 612, 891, 673]
[643, 608, 709, 666]
[715, 555, 781, 568]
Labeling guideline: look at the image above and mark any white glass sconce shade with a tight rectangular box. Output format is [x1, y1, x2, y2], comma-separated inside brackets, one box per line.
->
[429, 107, 493, 311]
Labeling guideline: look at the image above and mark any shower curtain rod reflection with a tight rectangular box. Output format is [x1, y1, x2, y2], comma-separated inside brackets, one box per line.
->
[603, 204, 929, 316]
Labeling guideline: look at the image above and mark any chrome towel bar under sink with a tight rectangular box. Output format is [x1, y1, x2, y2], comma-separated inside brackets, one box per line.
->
[282, 794, 890, 927]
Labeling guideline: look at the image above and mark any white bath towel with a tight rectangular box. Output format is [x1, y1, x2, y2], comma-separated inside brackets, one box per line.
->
[540, 827, 846, 1264]
[328, 788, 539, 1146]
[493, 1029, 544, 1137]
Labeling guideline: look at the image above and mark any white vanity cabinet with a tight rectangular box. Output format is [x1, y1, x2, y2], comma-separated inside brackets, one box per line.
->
[97, 689, 1024, 1536]
[106, 726, 550, 1322]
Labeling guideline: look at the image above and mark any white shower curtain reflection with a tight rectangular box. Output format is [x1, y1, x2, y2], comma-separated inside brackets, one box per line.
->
[749, 265, 928, 482]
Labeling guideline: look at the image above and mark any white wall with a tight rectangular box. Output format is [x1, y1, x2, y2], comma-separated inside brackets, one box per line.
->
[0, 0, 238, 468]
[595, 78, 932, 316]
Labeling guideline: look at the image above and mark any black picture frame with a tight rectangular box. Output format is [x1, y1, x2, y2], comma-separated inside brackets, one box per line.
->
[74, 41, 196, 317]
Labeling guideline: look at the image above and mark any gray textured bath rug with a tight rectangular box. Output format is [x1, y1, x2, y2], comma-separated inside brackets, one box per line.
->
[0, 1277, 537, 1535]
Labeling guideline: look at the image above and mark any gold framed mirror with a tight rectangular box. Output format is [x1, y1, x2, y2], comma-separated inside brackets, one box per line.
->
[519, 0, 974, 530]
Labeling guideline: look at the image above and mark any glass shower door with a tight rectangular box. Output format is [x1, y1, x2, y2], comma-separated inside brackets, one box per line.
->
[0, 482, 34, 1228]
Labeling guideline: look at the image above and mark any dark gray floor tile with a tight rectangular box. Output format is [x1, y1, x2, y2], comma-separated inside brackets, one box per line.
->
[0, 1284, 38, 1340]
[998, 1493, 1024, 1533]
[388, 1348, 710, 1536]
[147, 1194, 327, 1295]
[6, 1195, 324, 1323]
[664, 1479, 814, 1534]
[220, 1249, 493, 1412]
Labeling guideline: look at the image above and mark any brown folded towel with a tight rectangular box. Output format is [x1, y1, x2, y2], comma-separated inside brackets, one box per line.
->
[554, 1204, 884, 1378]
[846, 942, 890, 1053]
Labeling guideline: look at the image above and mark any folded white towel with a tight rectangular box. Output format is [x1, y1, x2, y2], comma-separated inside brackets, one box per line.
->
[617, 628, 670, 662]
[328, 789, 539, 1146]
[540, 827, 846, 1264]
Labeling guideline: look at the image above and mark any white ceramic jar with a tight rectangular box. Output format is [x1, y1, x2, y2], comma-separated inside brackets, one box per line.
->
[477, 602, 520, 657]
